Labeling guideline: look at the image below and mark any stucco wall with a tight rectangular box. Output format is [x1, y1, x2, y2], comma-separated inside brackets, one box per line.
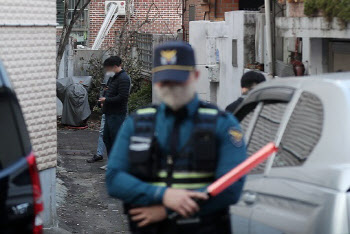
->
[0, 0, 57, 171]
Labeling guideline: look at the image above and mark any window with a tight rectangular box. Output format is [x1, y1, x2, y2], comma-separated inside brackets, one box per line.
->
[273, 92, 323, 167]
[137, 33, 153, 73]
[189, 5, 196, 22]
[68, 0, 89, 29]
[232, 40, 238, 67]
[57, 0, 65, 26]
[0, 89, 31, 170]
[248, 102, 288, 174]
[56, 0, 89, 45]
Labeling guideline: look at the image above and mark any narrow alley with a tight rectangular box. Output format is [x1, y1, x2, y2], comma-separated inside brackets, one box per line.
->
[56, 130, 130, 234]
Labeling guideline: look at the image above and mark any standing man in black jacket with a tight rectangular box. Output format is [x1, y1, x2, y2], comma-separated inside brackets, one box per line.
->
[99, 56, 131, 161]
[225, 71, 266, 113]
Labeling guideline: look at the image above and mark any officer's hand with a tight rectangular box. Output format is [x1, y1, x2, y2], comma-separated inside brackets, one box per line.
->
[163, 188, 209, 218]
[129, 205, 167, 227]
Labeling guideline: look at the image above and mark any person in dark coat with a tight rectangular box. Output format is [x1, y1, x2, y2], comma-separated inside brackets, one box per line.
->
[99, 56, 131, 160]
[225, 71, 266, 113]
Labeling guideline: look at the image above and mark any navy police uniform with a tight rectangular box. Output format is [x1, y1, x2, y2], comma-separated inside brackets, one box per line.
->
[106, 41, 247, 234]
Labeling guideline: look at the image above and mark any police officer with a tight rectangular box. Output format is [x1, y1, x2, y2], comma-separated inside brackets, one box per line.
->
[106, 41, 247, 234]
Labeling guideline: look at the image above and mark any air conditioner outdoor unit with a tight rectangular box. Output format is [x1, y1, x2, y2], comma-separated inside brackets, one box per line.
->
[105, 1, 126, 16]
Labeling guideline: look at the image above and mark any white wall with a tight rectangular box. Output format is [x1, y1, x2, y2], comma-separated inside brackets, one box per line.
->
[301, 38, 330, 75]
[189, 11, 262, 109]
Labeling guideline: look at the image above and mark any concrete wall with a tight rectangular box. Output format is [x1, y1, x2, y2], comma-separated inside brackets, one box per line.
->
[308, 38, 329, 75]
[276, 17, 350, 39]
[276, 16, 350, 76]
[74, 50, 107, 76]
[189, 11, 262, 109]
[183, 0, 239, 41]
[0, 0, 57, 228]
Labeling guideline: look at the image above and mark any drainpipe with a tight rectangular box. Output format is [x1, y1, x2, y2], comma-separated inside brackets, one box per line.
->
[182, 0, 186, 41]
[265, 0, 273, 77]
[214, 0, 217, 18]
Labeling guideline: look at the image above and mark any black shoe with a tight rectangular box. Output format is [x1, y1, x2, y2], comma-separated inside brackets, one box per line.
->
[87, 154, 103, 163]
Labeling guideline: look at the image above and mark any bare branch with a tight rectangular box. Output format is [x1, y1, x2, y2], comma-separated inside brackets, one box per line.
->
[63, 0, 69, 29]
[72, 0, 82, 16]
[57, 0, 93, 77]
[136, 2, 155, 31]
[72, 0, 91, 25]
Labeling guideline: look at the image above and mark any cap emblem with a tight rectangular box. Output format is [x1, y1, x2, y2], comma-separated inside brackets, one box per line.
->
[160, 50, 177, 65]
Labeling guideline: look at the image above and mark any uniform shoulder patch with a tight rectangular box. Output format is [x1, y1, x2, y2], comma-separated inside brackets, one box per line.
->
[228, 127, 243, 147]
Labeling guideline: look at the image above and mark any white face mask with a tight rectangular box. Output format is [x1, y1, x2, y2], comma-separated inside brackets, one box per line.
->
[105, 71, 115, 78]
[154, 81, 196, 111]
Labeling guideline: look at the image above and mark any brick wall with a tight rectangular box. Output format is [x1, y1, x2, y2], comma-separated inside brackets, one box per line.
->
[89, 0, 182, 49]
[183, 0, 239, 41]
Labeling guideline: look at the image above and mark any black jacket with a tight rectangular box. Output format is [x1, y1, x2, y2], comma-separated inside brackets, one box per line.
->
[225, 97, 244, 113]
[103, 70, 131, 115]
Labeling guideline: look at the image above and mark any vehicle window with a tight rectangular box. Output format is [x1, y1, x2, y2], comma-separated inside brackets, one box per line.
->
[0, 90, 31, 170]
[12, 99, 32, 155]
[273, 92, 323, 167]
[248, 102, 288, 174]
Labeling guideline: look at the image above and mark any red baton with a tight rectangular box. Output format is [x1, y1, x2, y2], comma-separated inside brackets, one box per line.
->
[168, 142, 277, 220]
[207, 142, 277, 196]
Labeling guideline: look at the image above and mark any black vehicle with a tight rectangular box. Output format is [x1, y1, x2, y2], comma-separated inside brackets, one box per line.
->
[0, 61, 43, 234]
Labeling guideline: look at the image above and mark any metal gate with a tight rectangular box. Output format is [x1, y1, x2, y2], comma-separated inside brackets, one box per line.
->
[136, 33, 177, 76]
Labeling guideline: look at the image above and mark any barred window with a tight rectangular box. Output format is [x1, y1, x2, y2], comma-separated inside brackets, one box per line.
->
[67, 0, 89, 29]
[56, 0, 89, 29]
[248, 102, 288, 174]
[273, 92, 323, 167]
[57, 0, 65, 26]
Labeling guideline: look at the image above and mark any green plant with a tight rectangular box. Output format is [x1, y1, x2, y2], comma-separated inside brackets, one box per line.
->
[85, 56, 105, 113]
[128, 81, 152, 113]
[121, 53, 145, 94]
[304, 0, 350, 26]
[304, 0, 318, 15]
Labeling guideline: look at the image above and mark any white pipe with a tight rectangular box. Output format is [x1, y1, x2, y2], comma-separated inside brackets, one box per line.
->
[101, 11, 120, 45]
[92, 4, 116, 49]
[97, 5, 117, 46]
[94, 10, 119, 50]
[96, 7, 119, 50]
[92, 3, 118, 50]
[265, 0, 273, 76]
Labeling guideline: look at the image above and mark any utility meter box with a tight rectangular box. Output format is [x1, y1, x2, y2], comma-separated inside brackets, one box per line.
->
[105, 1, 126, 16]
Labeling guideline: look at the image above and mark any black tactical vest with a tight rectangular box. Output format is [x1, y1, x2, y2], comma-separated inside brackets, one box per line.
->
[128, 102, 222, 190]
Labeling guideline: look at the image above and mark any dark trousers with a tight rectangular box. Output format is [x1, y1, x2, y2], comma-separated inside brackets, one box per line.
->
[129, 214, 231, 234]
[103, 114, 126, 156]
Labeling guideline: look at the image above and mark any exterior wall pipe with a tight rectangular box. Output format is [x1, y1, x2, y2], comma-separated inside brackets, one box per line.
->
[100, 11, 120, 49]
[265, 0, 273, 76]
[92, 4, 118, 50]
